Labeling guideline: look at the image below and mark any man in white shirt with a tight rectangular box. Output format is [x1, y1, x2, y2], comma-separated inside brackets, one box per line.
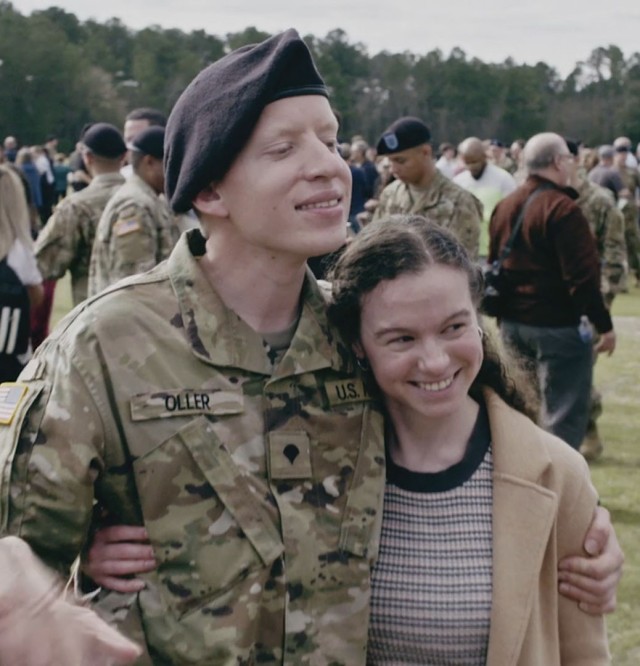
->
[454, 137, 516, 257]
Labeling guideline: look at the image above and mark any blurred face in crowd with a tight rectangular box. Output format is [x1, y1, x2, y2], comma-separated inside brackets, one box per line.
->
[387, 144, 430, 186]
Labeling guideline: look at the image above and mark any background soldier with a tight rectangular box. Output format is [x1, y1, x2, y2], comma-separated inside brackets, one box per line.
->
[567, 138, 627, 461]
[89, 126, 176, 296]
[613, 137, 640, 287]
[35, 123, 126, 305]
[372, 117, 482, 259]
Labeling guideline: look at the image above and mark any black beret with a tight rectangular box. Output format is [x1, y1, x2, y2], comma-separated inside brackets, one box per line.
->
[128, 126, 165, 160]
[82, 123, 126, 159]
[376, 117, 431, 155]
[165, 28, 328, 213]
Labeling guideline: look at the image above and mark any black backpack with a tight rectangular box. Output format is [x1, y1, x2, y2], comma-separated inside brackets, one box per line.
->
[0, 256, 31, 382]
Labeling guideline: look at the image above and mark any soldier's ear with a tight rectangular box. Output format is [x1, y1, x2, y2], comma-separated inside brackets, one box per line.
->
[192, 183, 229, 219]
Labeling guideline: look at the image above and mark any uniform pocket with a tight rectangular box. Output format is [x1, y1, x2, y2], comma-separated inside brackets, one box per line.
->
[132, 416, 283, 618]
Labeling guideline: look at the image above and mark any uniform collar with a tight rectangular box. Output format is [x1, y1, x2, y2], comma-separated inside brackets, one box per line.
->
[90, 171, 125, 185]
[129, 172, 159, 200]
[402, 167, 447, 207]
[167, 229, 354, 378]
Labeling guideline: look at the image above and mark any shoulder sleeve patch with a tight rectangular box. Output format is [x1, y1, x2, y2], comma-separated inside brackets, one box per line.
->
[0, 384, 28, 425]
[114, 216, 142, 237]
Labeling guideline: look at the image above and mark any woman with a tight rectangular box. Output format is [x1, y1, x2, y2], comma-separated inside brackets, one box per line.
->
[83, 217, 616, 662]
[0, 163, 43, 381]
[326, 215, 609, 664]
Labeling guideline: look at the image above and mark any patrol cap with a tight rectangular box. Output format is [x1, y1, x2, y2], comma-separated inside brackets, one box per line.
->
[165, 29, 328, 213]
[128, 126, 165, 160]
[598, 145, 615, 159]
[613, 136, 631, 150]
[82, 123, 127, 159]
[376, 117, 431, 155]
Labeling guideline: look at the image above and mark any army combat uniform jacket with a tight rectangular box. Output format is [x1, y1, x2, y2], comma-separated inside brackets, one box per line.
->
[0, 230, 385, 665]
[89, 174, 178, 297]
[575, 178, 627, 302]
[35, 172, 125, 305]
[373, 169, 482, 259]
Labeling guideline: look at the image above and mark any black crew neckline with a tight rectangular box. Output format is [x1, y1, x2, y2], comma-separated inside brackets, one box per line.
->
[386, 400, 491, 493]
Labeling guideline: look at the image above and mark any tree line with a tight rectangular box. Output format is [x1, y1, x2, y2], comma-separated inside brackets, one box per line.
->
[1, 2, 639, 153]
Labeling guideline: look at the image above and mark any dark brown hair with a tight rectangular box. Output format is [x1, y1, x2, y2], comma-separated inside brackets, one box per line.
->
[327, 215, 535, 418]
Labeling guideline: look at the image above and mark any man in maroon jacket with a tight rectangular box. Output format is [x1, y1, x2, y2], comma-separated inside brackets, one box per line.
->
[488, 132, 616, 450]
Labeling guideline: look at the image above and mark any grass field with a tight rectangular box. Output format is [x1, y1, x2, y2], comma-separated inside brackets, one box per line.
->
[51, 275, 640, 661]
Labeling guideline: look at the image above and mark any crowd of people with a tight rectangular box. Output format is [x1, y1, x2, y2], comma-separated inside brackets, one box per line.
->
[0, 28, 632, 665]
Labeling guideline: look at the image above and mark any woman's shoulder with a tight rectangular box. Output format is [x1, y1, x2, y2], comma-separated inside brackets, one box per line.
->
[484, 388, 591, 488]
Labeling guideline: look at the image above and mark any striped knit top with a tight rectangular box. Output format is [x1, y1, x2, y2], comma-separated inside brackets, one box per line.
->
[367, 402, 493, 666]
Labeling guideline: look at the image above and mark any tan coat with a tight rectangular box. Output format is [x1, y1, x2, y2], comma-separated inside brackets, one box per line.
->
[485, 390, 610, 665]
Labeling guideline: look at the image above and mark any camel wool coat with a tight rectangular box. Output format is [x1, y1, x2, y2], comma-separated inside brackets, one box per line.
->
[484, 389, 610, 665]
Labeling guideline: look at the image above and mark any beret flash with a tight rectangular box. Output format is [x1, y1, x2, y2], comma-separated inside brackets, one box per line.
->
[376, 117, 431, 155]
[165, 29, 328, 213]
[82, 123, 126, 159]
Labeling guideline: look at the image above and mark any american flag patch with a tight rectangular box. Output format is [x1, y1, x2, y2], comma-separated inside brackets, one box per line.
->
[0, 383, 27, 425]
[114, 217, 141, 237]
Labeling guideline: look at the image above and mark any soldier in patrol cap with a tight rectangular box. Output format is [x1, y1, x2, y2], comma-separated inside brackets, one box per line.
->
[372, 116, 482, 259]
[34, 122, 126, 305]
[88, 125, 178, 296]
[0, 30, 624, 666]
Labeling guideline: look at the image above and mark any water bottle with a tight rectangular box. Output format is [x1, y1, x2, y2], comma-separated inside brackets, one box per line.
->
[578, 316, 593, 343]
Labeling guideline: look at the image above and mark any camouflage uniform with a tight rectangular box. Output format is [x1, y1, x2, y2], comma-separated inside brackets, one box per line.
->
[576, 177, 627, 461]
[576, 178, 627, 306]
[617, 166, 640, 283]
[34, 172, 124, 305]
[88, 174, 179, 297]
[0, 230, 385, 665]
[372, 169, 482, 259]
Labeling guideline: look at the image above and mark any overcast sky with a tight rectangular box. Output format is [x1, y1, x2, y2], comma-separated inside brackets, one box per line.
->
[12, 0, 640, 77]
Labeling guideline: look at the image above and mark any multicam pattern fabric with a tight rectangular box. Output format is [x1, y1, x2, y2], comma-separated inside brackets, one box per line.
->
[34, 172, 125, 305]
[373, 169, 482, 259]
[617, 166, 640, 279]
[0, 230, 385, 665]
[88, 174, 178, 297]
[575, 177, 627, 301]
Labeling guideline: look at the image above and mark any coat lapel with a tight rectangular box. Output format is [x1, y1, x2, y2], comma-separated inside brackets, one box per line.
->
[484, 390, 558, 665]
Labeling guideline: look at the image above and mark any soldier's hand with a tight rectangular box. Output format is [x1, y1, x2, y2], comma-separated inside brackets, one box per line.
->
[594, 330, 616, 356]
[557, 506, 623, 614]
[83, 525, 157, 593]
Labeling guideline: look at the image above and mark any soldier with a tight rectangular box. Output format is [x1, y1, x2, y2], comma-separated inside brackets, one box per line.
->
[613, 138, 640, 286]
[567, 139, 627, 461]
[0, 30, 385, 665]
[34, 123, 126, 306]
[0, 31, 624, 666]
[373, 117, 482, 259]
[89, 126, 177, 296]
